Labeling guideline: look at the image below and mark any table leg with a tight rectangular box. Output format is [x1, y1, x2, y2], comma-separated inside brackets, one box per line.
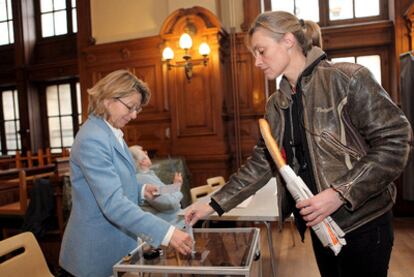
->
[263, 221, 276, 277]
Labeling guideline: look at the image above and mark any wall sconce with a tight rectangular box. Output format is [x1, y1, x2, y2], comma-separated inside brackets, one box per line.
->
[162, 32, 211, 81]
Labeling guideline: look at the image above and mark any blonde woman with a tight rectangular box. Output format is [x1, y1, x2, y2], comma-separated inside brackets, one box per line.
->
[186, 11, 412, 277]
[59, 70, 193, 277]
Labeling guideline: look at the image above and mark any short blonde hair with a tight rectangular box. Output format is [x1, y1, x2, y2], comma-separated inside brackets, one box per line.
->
[87, 69, 151, 118]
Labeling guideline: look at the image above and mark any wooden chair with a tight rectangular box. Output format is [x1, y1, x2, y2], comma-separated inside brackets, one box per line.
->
[190, 184, 212, 203]
[0, 169, 27, 216]
[14, 148, 53, 169]
[53, 157, 70, 236]
[206, 176, 225, 191]
[0, 165, 56, 237]
[0, 232, 53, 277]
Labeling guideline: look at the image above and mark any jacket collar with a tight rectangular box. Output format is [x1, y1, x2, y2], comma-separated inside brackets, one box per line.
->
[279, 47, 327, 100]
[88, 114, 136, 173]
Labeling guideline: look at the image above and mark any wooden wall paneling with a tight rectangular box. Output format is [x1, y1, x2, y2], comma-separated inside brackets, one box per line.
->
[225, 33, 265, 170]
[174, 64, 216, 137]
[235, 34, 266, 113]
[241, 0, 261, 32]
[405, 2, 414, 50]
[0, 69, 15, 87]
[0, 46, 15, 74]
[225, 33, 266, 170]
[160, 8, 230, 152]
[131, 61, 168, 115]
[76, 0, 93, 122]
[28, 60, 78, 81]
[184, 155, 231, 188]
[12, 0, 37, 152]
[123, 121, 171, 157]
[323, 20, 394, 51]
[31, 34, 78, 65]
[159, 7, 233, 184]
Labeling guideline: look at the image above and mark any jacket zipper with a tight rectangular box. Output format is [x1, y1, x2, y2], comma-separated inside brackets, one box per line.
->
[341, 113, 367, 156]
[321, 131, 362, 160]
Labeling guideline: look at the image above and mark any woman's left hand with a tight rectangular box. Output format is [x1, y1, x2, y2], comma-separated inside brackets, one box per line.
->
[296, 188, 344, 227]
[144, 184, 159, 200]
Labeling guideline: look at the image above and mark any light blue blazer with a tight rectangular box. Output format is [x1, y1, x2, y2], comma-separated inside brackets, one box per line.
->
[59, 115, 171, 277]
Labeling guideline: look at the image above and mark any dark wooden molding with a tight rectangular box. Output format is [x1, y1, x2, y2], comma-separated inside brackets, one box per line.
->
[404, 2, 414, 50]
[240, 0, 261, 32]
[160, 6, 224, 36]
[323, 20, 394, 50]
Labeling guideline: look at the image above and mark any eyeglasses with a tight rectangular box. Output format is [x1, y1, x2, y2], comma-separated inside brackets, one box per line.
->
[115, 98, 142, 113]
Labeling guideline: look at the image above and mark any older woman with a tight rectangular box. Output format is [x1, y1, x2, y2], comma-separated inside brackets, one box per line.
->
[59, 70, 193, 277]
[129, 146, 184, 228]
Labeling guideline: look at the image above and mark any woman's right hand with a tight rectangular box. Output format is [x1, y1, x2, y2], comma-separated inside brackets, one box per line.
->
[169, 228, 193, 255]
[184, 202, 214, 226]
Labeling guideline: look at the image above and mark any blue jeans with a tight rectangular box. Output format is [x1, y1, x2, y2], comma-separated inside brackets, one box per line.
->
[310, 211, 393, 277]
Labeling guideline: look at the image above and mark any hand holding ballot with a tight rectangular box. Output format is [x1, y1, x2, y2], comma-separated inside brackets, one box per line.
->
[144, 184, 160, 200]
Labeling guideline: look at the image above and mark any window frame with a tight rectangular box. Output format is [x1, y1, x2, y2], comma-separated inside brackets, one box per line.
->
[0, 86, 21, 155]
[0, 0, 14, 46]
[265, 0, 388, 27]
[34, 0, 77, 40]
[39, 79, 81, 153]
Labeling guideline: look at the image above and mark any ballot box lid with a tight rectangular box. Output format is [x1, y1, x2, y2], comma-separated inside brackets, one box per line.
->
[113, 227, 260, 276]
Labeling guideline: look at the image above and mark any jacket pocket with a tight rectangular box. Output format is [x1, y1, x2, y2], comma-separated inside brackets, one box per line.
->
[321, 131, 362, 160]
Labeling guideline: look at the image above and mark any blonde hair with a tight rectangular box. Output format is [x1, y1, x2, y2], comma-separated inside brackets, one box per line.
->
[87, 69, 151, 118]
[247, 11, 312, 55]
[304, 20, 323, 49]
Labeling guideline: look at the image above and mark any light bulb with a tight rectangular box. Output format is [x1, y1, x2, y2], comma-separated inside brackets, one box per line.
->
[162, 47, 174, 60]
[179, 33, 192, 50]
[199, 42, 210, 56]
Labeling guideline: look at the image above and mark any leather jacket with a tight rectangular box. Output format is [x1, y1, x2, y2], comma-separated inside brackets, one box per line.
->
[211, 47, 412, 233]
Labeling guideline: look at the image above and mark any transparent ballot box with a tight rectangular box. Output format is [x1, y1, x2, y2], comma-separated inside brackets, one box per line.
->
[113, 227, 261, 277]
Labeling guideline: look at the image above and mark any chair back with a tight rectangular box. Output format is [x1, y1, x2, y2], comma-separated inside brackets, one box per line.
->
[55, 157, 70, 177]
[0, 232, 53, 277]
[0, 165, 56, 216]
[190, 184, 212, 203]
[0, 169, 27, 215]
[206, 176, 225, 191]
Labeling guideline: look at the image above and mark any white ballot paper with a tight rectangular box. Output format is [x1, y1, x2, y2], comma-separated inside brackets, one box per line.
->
[155, 183, 181, 195]
[185, 223, 196, 255]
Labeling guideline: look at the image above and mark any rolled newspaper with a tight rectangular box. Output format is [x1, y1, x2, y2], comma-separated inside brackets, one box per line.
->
[259, 118, 346, 255]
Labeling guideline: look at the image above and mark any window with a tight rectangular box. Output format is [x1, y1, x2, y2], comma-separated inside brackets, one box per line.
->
[0, 0, 14, 46]
[331, 55, 382, 84]
[45, 81, 81, 153]
[40, 0, 77, 38]
[271, 0, 319, 22]
[329, 0, 379, 20]
[0, 89, 20, 155]
[269, 0, 385, 24]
